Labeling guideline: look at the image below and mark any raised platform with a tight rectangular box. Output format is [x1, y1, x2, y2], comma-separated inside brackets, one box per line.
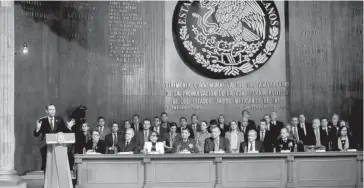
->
[75, 152, 363, 188]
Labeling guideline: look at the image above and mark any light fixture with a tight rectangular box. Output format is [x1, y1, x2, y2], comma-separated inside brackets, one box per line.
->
[15, 43, 28, 55]
[22, 43, 28, 54]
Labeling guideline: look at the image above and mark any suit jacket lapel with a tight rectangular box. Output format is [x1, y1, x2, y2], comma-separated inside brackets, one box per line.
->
[53, 117, 59, 132]
[219, 137, 223, 150]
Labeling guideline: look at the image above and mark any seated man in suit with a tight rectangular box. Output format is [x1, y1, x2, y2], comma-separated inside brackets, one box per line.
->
[117, 128, 139, 153]
[204, 127, 231, 153]
[172, 128, 199, 153]
[256, 120, 273, 152]
[105, 122, 122, 154]
[270, 111, 284, 139]
[188, 114, 201, 138]
[240, 130, 264, 153]
[136, 119, 153, 151]
[86, 130, 106, 154]
[176, 117, 194, 139]
[142, 131, 164, 154]
[153, 116, 168, 140]
[275, 128, 295, 152]
[305, 118, 325, 150]
[321, 117, 335, 151]
[92, 116, 111, 140]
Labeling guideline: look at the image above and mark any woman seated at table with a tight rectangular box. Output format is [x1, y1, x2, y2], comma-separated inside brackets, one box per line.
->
[339, 120, 353, 136]
[195, 121, 211, 153]
[225, 120, 244, 153]
[75, 122, 91, 154]
[336, 126, 354, 151]
[143, 131, 165, 154]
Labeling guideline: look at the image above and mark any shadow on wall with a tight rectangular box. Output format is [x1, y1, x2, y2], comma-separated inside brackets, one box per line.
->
[15, 1, 89, 49]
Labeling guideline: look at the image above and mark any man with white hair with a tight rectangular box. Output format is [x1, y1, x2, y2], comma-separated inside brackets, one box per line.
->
[240, 130, 263, 153]
[118, 128, 138, 153]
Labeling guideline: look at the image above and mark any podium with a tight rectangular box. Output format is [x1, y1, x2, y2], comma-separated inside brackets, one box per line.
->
[44, 133, 75, 188]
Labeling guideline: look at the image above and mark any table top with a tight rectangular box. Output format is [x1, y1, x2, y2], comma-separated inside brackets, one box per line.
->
[75, 151, 363, 161]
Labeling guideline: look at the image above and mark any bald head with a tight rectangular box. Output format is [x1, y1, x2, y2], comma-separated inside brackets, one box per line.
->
[312, 118, 320, 129]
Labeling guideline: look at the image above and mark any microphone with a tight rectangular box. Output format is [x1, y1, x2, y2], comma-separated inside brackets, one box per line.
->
[341, 139, 346, 151]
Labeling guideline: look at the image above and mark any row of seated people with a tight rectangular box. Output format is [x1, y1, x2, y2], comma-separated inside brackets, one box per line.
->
[77, 116, 356, 154]
[34, 104, 357, 172]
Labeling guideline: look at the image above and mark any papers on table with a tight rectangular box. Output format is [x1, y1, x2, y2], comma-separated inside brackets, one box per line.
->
[315, 150, 326, 152]
[281, 150, 291, 153]
[179, 151, 191, 154]
[247, 151, 259, 154]
[117, 152, 133, 154]
[86, 150, 101, 154]
[347, 149, 357, 152]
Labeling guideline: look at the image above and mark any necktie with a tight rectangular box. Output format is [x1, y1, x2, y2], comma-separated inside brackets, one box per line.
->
[243, 127, 245, 133]
[315, 129, 321, 146]
[249, 142, 253, 151]
[261, 131, 264, 142]
[125, 141, 129, 148]
[144, 131, 148, 141]
[50, 118, 54, 131]
[326, 128, 328, 135]
[294, 127, 299, 140]
[214, 139, 219, 151]
[113, 134, 117, 146]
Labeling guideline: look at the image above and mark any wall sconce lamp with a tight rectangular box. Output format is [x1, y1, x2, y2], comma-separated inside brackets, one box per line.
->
[15, 43, 28, 54]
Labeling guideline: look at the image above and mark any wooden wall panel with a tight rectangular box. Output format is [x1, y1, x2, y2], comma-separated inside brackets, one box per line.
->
[287, 1, 363, 144]
[14, 1, 165, 174]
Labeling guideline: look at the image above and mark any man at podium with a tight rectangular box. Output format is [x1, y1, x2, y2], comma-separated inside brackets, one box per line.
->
[33, 104, 75, 171]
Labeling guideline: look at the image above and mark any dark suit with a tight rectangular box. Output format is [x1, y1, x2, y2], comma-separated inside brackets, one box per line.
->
[238, 125, 256, 142]
[239, 141, 264, 153]
[298, 122, 313, 142]
[320, 127, 333, 150]
[33, 116, 67, 171]
[105, 132, 122, 154]
[217, 124, 229, 137]
[270, 120, 284, 139]
[75, 132, 89, 154]
[176, 126, 194, 139]
[187, 124, 201, 138]
[117, 139, 139, 153]
[86, 139, 106, 154]
[256, 130, 274, 152]
[135, 130, 153, 151]
[305, 128, 325, 146]
[153, 126, 168, 141]
[275, 138, 295, 152]
[204, 137, 231, 153]
[163, 133, 181, 148]
[131, 123, 143, 132]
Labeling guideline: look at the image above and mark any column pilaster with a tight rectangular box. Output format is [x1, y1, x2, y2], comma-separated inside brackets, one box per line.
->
[0, 1, 26, 187]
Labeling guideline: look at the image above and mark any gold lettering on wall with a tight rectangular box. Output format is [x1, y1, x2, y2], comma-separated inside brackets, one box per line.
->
[108, 1, 150, 75]
[165, 81, 289, 111]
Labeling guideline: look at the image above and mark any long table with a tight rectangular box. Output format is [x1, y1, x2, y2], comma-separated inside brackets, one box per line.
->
[74, 152, 363, 188]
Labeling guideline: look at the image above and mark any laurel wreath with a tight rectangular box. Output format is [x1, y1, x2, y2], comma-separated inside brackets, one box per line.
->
[56, 132, 66, 144]
[179, 26, 279, 76]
